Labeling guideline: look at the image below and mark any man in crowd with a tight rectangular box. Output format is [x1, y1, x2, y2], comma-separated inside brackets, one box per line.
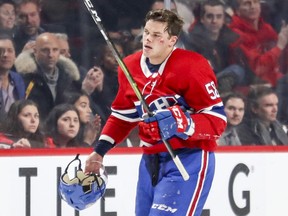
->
[217, 92, 245, 145]
[14, 0, 63, 54]
[14, 32, 80, 120]
[229, 0, 288, 88]
[0, 34, 25, 123]
[236, 86, 288, 145]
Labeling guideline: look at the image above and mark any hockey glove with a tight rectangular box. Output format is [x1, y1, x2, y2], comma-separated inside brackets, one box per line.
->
[140, 105, 194, 141]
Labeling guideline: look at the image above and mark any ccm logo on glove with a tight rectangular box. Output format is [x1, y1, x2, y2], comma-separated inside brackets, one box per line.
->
[169, 106, 188, 133]
[139, 105, 194, 141]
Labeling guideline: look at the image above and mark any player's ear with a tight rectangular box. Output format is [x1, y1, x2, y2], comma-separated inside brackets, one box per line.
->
[169, 36, 178, 47]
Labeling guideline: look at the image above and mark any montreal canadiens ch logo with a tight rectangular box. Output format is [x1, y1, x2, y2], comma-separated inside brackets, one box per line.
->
[135, 94, 178, 117]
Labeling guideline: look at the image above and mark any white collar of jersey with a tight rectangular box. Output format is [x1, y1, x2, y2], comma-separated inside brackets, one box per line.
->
[141, 47, 176, 78]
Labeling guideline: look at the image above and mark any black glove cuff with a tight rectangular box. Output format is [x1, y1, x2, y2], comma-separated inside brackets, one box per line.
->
[94, 140, 115, 157]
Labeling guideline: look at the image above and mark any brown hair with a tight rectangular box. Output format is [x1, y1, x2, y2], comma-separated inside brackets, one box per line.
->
[145, 9, 184, 37]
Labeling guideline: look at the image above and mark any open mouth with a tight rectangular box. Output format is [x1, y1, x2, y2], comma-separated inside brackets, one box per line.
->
[144, 45, 152, 49]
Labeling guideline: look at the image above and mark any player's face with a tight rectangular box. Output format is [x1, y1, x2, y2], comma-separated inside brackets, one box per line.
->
[34, 35, 60, 72]
[0, 39, 15, 72]
[201, 5, 225, 37]
[224, 98, 245, 126]
[143, 20, 177, 64]
[57, 110, 80, 140]
[17, 2, 41, 36]
[236, 0, 261, 22]
[18, 105, 40, 134]
[74, 95, 92, 124]
[252, 93, 278, 124]
[0, 3, 16, 29]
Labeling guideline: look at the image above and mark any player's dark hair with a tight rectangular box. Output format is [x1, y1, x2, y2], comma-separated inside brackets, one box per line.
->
[145, 9, 184, 37]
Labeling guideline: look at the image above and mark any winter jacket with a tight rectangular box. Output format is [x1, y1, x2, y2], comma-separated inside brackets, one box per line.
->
[236, 118, 288, 145]
[14, 51, 80, 120]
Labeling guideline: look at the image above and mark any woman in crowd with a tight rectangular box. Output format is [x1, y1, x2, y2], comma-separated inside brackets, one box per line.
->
[0, 0, 16, 36]
[44, 103, 83, 148]
[62, 90, 101, 146]
[0, 99, 44, 148]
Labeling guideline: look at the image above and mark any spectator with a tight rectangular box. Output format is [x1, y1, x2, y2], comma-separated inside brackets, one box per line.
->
[228, 0, 288, 89]
[82, 60, 140, 147]
[217, 91, 245, 145]
[89, 41, 125, 122]
[185, 0, 244, 93]
[14, 0, 64, 54]
[236, 86, 288, 145]
[62, 90, 101, 146]
[0, 34, 25, 123]
[0, 0, 16, 37]
[44, 103, 83, 148]
[124, 40, 143, 55]
[54, 32, 71, 58]
[81, 63, 107, 122]
[54, 32, 87, 81]
[14, 32, 80, 121]
[0, 99, 45, 149]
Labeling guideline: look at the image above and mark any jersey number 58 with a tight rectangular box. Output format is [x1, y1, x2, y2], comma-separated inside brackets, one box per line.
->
[205, 81, 220, 100]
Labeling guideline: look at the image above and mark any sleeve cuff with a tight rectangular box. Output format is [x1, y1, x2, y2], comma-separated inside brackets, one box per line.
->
[94, 140, 115, 157]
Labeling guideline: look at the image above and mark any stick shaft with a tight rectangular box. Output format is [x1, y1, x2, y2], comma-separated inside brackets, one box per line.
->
[83, 0, 189, 181]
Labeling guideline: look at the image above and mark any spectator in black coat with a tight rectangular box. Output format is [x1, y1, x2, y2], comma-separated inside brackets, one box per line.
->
[236, 86, 288, 145]
[14, 32, 80, 120]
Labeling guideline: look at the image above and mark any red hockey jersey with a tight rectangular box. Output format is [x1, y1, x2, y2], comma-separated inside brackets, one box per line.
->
[100, 48, 227, 154]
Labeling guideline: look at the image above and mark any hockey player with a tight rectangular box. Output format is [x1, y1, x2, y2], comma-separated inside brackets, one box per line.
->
[85, 9, 226, 216]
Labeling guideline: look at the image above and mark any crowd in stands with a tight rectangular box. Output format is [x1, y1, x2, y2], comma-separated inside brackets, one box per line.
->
[0, 0, 288, 148]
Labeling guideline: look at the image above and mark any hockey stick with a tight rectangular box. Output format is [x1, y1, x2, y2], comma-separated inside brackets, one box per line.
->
[83, 0, 189, 181]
